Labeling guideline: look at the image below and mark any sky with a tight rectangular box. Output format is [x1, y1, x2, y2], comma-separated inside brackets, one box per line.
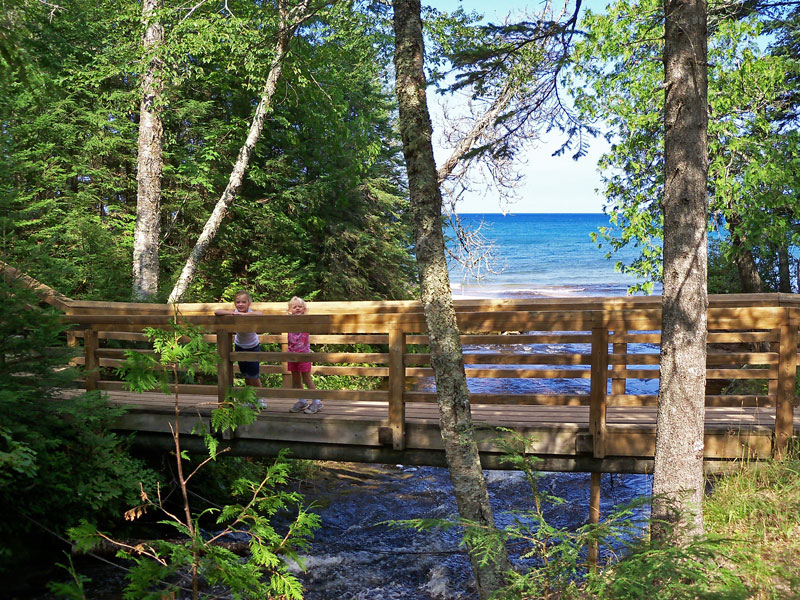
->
[425, 0, 611, 214]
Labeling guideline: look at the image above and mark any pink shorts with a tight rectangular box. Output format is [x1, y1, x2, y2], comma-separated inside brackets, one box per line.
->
[287, 361, 312, 373]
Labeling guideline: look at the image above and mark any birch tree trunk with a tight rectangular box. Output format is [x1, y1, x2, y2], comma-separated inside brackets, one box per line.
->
[653, 0, 709, 540]
[167, 1, 312, 303]
[132, 0, 164, 301]
[392, 2, 510, 597]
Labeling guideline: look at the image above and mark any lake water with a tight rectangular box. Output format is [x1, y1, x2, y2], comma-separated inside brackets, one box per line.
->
[447, 213, 659, 298]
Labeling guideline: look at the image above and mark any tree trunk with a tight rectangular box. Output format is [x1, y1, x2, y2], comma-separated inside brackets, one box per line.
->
[735, 246, 764, 293]
[728, 214, 763, 293]
[132, 0, 164, 301]
[653, 0, 708, 541]
[391, 2, 510, 597]
[167, 1, 310, 303]
[778, 245, 791, 292]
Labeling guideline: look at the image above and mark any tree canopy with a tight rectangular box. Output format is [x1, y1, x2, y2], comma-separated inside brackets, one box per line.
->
[568, 0, 800, 293]
[1, 0, 416, 302]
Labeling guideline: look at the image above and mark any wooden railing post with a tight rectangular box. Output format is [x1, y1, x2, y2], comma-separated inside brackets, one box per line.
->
[84, 328, 99, 391]
[769, 327, 780, 400]
[217, 330, 233, 405]
[387, 325, 406, 450]
[281, 332, 292, 388]
[590, 325, 609, 458]
[612, 335, 627, 396]
[775, 312, 797, 458]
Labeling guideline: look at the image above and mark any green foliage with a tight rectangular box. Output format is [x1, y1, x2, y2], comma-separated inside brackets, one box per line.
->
[117, 322, 219, 395]
[72, 321, 319, 598]
[196, 8, 418, 301]
[569, 0, 800, 293]
[2, 1, 416, 303]
[391, 429, 752, 599]
[47, 554, 91, 600]
[0, 0, 141, 300]
[582, 531, 749, 600]
[703, 454, 800, 597]
[0, 276, 154, 573]
[708, 239, 744, 294]
[211, 386, 261, 433]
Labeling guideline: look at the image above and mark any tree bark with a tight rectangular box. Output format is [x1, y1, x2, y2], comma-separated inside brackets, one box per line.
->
[391, 2, 510, 597]
[132, 0, 164, 301]
[167, 1, 311, 303]
[778, 245, 791, 292]
[653, 0, 709, 540]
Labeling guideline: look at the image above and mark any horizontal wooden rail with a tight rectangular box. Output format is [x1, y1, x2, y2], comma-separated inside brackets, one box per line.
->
[62, 296, 799, 459]
[5, 262, 796, 464]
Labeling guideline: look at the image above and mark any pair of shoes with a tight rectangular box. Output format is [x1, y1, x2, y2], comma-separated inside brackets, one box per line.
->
[290, 400, 309, 413]
[303, 400, 323, 414]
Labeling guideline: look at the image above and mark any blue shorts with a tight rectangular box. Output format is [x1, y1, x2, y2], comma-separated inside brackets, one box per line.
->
[235, 343, 261, 378]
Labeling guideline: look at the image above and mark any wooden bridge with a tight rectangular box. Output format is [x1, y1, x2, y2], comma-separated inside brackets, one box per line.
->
[50, 287, 800, 475]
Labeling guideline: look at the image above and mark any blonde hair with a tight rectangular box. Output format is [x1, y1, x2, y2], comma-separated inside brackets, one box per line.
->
[288, 296, 306, 310]
[233, 290, 252, 302]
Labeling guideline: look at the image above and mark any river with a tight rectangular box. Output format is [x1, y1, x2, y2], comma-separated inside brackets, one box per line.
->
[286, 462, 651, 599]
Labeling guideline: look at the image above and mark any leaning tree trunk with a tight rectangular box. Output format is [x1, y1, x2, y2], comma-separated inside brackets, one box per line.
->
[391, 2, 510, 597]
[653, 0, 709, 541]
[167, 0, 311, 303]
[132, 0, 164, 301]
[436, 80, 515, 184]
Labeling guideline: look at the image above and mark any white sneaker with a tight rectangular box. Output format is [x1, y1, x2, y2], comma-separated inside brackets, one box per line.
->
[259, 399, 268, 409]
[290, 400, 309, 413]
[303, 400, 323, 414]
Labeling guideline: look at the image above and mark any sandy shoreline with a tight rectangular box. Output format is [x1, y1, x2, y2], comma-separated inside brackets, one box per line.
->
[449, 283, 648, 300]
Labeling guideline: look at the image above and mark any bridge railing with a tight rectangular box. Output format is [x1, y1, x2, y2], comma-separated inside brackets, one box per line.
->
[62, 295, 800, 458]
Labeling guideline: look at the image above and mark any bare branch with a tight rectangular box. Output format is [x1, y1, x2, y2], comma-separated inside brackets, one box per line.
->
[36, 0, 64, 21]
[432, 2, 584, 281]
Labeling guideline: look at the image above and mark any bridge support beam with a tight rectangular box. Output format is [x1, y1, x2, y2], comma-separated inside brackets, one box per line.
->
[588, 471, 601, 566]
[776, 314, 797, 458]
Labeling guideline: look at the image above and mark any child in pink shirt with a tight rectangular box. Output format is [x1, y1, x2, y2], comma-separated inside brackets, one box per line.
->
[287, 296, 321, 414]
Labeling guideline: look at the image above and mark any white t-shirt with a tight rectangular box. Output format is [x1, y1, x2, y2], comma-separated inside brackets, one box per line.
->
[233, 309, 260, 348]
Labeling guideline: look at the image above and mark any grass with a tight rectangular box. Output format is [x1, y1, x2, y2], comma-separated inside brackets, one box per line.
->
[702, 449, 800, 599]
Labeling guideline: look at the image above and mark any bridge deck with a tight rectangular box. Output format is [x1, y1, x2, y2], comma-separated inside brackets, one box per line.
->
[99, 390, 800, 473]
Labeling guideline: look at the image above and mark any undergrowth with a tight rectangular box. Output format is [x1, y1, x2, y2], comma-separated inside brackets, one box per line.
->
[391, 429, 800, 599]
[54, 321, 320, 600]
[703, 448, 800, 599]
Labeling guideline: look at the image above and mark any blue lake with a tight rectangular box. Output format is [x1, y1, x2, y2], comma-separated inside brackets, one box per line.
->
[447, 213, 660, 297]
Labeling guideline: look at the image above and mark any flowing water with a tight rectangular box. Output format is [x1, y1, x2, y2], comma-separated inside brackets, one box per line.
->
[287, 463, 651, 599]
